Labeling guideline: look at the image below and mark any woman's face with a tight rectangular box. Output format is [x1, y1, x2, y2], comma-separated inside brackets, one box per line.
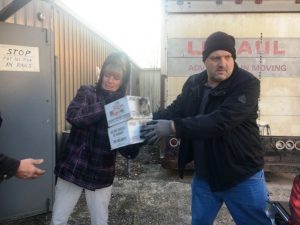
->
[101, 67, 124, 92]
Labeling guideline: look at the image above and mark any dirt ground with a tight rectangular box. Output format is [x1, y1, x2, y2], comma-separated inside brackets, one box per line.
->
[1, 145, 295, 225]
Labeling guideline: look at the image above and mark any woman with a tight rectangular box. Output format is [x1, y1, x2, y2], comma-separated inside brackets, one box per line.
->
[51, 52, 136, 225]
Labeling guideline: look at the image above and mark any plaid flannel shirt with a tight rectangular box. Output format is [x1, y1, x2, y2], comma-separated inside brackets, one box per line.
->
[55, 85, 122, 191]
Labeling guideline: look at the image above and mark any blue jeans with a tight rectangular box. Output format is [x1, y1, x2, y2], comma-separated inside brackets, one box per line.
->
[191, 170, 273, 225]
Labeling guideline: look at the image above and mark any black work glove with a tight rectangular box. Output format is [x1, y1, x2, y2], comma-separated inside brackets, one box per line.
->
[140, 120, 174, 145]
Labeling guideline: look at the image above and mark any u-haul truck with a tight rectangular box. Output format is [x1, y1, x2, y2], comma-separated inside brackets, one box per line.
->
[160, 0, 300, 172]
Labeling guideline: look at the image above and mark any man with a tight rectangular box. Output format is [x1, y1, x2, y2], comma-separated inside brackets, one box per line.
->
[0, 114, 45, 182]
[141, 31, 272, 225]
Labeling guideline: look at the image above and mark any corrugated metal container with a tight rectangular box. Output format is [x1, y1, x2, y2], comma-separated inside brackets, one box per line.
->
[128, 63, 141, 96]
[0, 0, 142, 220]
[1, 0, 52, 29]
[162, 0, 300, 136]
[52, 4, 120, 132]
[139, 69, 161, 112]
[0, 0, 141, 135]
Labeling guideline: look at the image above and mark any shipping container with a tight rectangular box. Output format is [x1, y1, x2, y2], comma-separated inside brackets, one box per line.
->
[0, 0, 141, 221]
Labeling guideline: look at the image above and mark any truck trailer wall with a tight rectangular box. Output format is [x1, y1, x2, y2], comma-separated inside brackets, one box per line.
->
[162, 1, 300, 136]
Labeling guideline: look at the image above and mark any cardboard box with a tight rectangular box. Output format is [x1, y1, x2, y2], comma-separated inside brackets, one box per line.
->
[105, 96, 152, 127]
[108, 119, 150, 150]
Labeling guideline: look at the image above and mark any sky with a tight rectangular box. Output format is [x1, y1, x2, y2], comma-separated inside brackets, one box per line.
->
[58, 0, 162, 69]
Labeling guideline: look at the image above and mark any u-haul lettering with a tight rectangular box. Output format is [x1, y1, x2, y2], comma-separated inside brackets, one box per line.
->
[167, 38, 300, 77]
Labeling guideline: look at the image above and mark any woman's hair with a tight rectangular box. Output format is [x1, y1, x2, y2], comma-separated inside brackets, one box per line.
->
[96, 52, 130, 94]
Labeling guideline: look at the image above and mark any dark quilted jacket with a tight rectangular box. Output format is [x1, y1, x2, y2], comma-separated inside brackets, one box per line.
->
[154, 64, 264, 191]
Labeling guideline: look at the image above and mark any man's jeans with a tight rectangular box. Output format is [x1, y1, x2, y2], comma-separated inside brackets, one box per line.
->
[191, 170, 273, 225]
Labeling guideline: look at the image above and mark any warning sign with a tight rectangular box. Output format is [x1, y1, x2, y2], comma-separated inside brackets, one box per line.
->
[0, 44, 40, 72]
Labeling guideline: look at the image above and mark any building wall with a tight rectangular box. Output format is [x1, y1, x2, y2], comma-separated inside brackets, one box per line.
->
[162, 1, 300, 136]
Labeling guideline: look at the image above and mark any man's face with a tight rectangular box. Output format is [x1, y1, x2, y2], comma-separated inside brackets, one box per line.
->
[204, 50, 234, 88]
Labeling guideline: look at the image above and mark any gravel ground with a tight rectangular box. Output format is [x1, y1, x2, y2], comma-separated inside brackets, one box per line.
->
[0, 145, 295, 225]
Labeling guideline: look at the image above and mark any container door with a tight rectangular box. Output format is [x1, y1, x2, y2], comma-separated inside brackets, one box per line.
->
[0, 22, 55, 221]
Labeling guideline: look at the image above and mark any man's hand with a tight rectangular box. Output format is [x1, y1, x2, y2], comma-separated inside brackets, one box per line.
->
[16, 158, 46, 179]
[140, 120, 175, 145]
